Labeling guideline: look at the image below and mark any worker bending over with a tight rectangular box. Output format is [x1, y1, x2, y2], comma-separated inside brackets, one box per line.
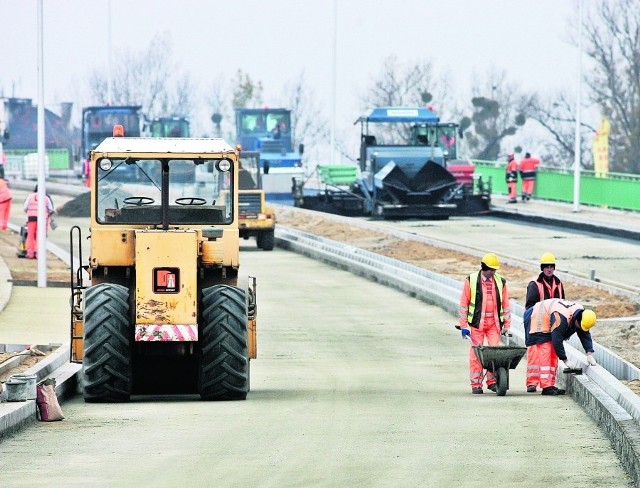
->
[524, 299, 597, 396]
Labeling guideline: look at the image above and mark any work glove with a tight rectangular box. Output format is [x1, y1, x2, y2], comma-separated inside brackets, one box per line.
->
[587, 355, 597, 366]
[501, 328, 511, 337]
[564, 360, 580, 370]
[461, 328, 471, 339]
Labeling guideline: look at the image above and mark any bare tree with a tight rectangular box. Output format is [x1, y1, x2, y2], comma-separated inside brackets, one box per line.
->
[206, 77, 235, 140]
[280, 71, 328, 155]
[360, 55, 455, 112]
[526, 1, 640, 172]
[581, 0, 640, 173]
[231, 70, 263, 109]
[360, 55, 458, 143]
[524, 92, 595, 168]
[460, 70, 529, 161]
[88, 32, 194, 120]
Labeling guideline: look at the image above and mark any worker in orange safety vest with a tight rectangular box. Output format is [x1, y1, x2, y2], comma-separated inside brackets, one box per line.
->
[525, 253, 565, 309]
[505, 153, 518, 203]
[23, 185, 55, 259]
[524, 299, 597, 396]
[519, 152, 540, 201]
[0, 176, 12, 230]
[82, 157, 91, 188]
[458, 252, 512, 394]
[524, 252, 566, 393]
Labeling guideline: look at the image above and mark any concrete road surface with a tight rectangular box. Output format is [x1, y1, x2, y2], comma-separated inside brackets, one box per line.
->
[0, 246, 630, 487]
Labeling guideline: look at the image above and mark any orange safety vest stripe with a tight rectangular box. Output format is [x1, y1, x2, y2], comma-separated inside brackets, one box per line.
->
[506, 160, 518, 182]
[534, 278, 564, 302]
[467, 271, 507, 326]
[529, 299, 582, 334]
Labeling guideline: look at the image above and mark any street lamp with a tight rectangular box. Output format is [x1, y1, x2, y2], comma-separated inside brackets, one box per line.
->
[37, 0, 48, 286]
[107, 0, 113, 105]
[573, 0, 583, 213]
[330, 0, 337, 165]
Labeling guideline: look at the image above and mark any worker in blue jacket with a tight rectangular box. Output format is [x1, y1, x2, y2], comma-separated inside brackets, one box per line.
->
[524, 299, 597, 396]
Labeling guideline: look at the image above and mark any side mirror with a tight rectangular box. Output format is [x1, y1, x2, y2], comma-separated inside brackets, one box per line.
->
[298, 143, 304, 155]
[2, 129, 9, 141]
[263, 161, 270, 175]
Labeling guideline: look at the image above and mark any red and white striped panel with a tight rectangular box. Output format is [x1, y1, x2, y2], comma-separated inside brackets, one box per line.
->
[135, 324, 198, 342]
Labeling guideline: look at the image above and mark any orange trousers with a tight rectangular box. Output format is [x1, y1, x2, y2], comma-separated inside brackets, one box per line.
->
[26, 220, 38, 258]
[521, 179, 535, 197]
[0, 199, 11, 229]
[526, 342, 558, 389]
[507, 182, 517, 200]
[468, 321, 501, 388]
[25, 216, 51, 258]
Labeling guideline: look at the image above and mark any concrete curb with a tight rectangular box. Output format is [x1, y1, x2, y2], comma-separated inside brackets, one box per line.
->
[490, 207, 640, 242]
[562, 372, 640, 487]
[0, 345, 81, 441]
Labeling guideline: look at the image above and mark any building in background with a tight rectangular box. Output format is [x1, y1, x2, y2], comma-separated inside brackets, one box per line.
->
[0, 97, 79, 177]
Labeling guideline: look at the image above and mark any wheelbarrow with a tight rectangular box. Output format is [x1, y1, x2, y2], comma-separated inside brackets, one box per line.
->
[473, 345, 527, 396]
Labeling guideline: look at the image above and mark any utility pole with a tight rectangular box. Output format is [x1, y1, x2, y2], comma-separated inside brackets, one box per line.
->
[37, 0, 48, 287]
[330, 0, 337, 166]
[573, 0, 583, 213]
[107, 0, 113, 105]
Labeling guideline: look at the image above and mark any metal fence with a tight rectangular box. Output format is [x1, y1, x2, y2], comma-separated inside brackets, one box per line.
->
[474, 160, 640, 211]
[4, 148, 70, 175]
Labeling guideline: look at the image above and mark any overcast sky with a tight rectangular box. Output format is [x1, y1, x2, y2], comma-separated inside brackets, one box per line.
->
[0, 0, 581, 160]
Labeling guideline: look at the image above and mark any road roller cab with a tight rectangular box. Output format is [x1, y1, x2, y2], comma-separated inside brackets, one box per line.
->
[70, 131, 257, 402]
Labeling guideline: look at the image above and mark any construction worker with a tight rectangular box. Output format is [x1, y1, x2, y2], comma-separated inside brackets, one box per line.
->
[23, 185, 55, 259]
[519, 152, 540, 201]
[458, 252, 512, 394]
[524, 252, 566, 392]
[505, 153, 518, 203]
[525, 253, 565, 309]
[0, 176, 12, 230]
[524, 299, 597, 396]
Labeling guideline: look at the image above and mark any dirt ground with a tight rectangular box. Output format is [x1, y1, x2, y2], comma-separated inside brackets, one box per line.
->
[0, 228, 68, 385]
[276, 207, 640, 390]
[0, 228, 69, 285]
